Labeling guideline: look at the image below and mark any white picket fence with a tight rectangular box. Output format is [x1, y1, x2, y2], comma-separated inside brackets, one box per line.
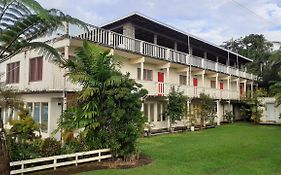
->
[10, 148, 112, 175]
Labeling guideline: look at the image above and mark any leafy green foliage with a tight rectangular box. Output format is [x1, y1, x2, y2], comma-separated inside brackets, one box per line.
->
[57, 41, 147, 160]
[242, 89, 266, 124]
[223, 111, 235, 123]
[221, 34, 281, 90]
[193, 93, 216, 129]
[39, 138, 61, 157]
[9, 107, 40, 143]
[166, 86, 187, 126]
[0, 0, 89, 63]
[8, 141, 41, 161]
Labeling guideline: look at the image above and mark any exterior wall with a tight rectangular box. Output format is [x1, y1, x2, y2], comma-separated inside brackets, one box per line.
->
[1, 40, 81, 92]
[2, 93, 62, 139]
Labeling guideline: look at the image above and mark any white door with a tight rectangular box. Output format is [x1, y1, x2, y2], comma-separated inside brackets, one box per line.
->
[267, 103, 276, 121]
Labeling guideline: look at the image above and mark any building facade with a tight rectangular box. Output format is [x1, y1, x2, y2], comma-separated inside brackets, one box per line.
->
[0, 13, 256, 137]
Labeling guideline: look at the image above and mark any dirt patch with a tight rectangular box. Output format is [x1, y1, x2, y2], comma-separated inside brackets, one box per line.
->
[27, 155, 152, 175]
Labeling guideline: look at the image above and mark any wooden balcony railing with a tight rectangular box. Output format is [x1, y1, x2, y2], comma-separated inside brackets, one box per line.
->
[77, 26, 256, 80]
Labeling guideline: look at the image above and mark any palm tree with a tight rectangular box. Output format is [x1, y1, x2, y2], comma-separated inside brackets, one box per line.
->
[0, 1, 89, 174]
[0, 0, 89, 63]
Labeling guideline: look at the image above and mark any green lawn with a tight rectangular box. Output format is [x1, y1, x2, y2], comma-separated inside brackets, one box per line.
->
[81, 123, 281, 175]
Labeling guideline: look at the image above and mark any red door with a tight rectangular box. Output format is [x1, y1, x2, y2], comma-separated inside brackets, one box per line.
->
[220, 82, 223, 90]
[158, 72, 164, 95]
[220, 82, 223, 98]
[193, 78, 198, 87]
[193, 78, 198, 96]
[240, 84, 244, 97]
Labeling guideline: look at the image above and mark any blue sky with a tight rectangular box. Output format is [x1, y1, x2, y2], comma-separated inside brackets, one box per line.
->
[37, 0, 281, 45]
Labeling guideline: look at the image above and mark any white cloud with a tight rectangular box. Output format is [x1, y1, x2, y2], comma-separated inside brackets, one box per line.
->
[36, 0, 281, 45]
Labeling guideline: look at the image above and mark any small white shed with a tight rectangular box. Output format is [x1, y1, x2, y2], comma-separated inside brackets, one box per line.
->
[260, 97, 281, 124]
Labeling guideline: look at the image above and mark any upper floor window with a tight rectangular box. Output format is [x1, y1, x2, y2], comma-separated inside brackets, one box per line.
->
[6, 61, 20, 84]
[137, 68, 153, 81]
[179, 75, 187, 85]
[210, 80, 216, 89]
[29, 57, 43, 82]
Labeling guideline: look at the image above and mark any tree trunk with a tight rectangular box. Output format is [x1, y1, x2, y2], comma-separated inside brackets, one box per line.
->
[0, 119, 10, 175]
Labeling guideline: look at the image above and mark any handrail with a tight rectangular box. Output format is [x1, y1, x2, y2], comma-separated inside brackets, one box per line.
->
[76, 26, 255, 80]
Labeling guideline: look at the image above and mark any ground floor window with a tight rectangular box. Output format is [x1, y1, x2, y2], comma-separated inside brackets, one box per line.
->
[27, 102, 49, 133]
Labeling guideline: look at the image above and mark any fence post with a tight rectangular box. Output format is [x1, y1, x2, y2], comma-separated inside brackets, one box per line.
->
[98, 152, 101, 162]
[75, 153, 78, 166]
[54, 158, 57, 170]
[21, 163, 24, 175]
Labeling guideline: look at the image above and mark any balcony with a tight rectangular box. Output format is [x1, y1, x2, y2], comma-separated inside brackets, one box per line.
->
[138, 81, 240, 100]
[77, 27, 256, 80]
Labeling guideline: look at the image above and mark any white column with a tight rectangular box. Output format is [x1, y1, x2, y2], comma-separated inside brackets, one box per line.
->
[186, 68, 190, 96]
[227, 76, 230, 99]
[244, 80, 247, 97]
[166, 67, 170, 95]
[251, 81, 254, 98]
[140, 62, 144, 81]
[160, 103, 163, 121]
[236, 78, 240, 92]
[215, 73, 219, 98]
[166, 67, 170, 82]
[154, 102, 158, 122]
[202, 73, 205, 90]
[216, 100, 221, 125]
[147, 103, 150, 122]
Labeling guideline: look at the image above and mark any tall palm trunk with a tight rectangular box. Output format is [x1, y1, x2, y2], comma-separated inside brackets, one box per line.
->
[0, 119, 10, 175]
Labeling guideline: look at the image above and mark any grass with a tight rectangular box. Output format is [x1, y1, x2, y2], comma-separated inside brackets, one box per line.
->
[80, 123, 281, 175]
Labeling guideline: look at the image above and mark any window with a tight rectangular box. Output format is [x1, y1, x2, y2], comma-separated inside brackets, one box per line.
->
[29, 57, 43, 82]
[137, 68, 153, 81]
[6, 62, 20, 84]
[27, 102, 49, 133]
[41, 103, 48, 132]
[210, 80, 216, 89]
[34, 102, 40, 123]
[179, 75, 187, 85]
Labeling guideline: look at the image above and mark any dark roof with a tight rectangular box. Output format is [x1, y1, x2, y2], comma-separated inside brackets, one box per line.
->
[101, 12, 252, 63]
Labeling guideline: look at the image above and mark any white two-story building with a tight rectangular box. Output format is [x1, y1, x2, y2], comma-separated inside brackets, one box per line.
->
[0, 13, 256, 137]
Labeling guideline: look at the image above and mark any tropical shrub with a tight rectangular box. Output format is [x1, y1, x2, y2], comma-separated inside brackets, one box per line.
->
[9, 108, 41, 143]
[56, 42, 147, 160]
[193, 93, 216, 129]
[9, 141, 41, 161]
[166, 86, 187, 128]
[223, 111, 235, 123]
[39, 138, 62, 157]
